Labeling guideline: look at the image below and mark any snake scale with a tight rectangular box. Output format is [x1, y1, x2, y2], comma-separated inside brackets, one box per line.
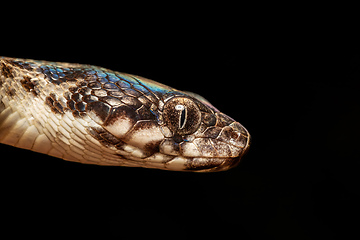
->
[0, 57, 250, 172]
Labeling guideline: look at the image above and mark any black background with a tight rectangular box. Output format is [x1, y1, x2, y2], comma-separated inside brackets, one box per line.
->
[1, 17, 360, 239]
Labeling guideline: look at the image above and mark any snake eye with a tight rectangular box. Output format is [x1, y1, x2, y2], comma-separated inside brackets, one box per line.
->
[163, 97, 201, 135]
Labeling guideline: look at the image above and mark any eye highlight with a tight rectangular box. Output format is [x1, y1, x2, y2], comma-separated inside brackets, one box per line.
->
[163, 97, 201, 135]
[175, 104, 185, 111]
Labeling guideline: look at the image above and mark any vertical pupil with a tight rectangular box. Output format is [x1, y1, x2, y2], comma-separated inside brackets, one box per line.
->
[179, 108, 187, 129]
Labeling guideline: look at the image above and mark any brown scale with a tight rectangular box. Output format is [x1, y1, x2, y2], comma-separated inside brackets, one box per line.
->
[45, 93, 65, 115]
[20, 76, 37, 96]
[0, 62, 14, 79]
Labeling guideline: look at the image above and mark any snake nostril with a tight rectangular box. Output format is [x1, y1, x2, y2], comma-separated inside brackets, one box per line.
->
[218, 126, 238, 142]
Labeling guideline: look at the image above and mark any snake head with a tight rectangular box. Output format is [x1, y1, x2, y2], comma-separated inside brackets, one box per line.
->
[158, 92, 250, 172]
[90, 82, 250, 172]
[0, 57, 249, 172]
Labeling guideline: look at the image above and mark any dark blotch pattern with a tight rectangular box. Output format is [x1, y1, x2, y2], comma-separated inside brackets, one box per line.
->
[0, 62, 14, 79]
[20, 76, 37, 96]
[40, 65, 165, 125]
[45, 93, 65, 115]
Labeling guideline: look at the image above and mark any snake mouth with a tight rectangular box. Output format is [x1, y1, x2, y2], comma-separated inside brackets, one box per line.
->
[185, 130, 251, 172]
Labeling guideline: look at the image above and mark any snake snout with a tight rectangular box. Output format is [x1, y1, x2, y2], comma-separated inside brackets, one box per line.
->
[181, 118, 250, 172]
[229, 121, 251, 150]
[212, 121, 250, 170]
[223, 121, 251, 168]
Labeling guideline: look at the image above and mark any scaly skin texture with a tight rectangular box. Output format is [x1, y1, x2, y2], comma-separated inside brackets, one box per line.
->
[0, 57, 250, 172]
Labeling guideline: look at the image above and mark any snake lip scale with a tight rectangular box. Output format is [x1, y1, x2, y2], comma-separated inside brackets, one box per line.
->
[0, 56, 250, 172]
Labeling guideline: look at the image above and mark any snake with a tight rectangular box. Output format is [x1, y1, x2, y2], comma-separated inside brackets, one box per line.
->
[0, 56, 250, 172]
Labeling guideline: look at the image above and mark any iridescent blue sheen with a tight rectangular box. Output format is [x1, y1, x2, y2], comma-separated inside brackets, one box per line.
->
[86, 70, 96, 75]
[116, 74, 139, 86]
[107, 75, 119, 82]
[135, 78, 173, 95]
[96, 71, 107, 78]
[1, 57, 174, 100]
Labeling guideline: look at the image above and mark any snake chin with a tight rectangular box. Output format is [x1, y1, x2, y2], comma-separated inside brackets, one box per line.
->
[188, 157, 242, 172]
